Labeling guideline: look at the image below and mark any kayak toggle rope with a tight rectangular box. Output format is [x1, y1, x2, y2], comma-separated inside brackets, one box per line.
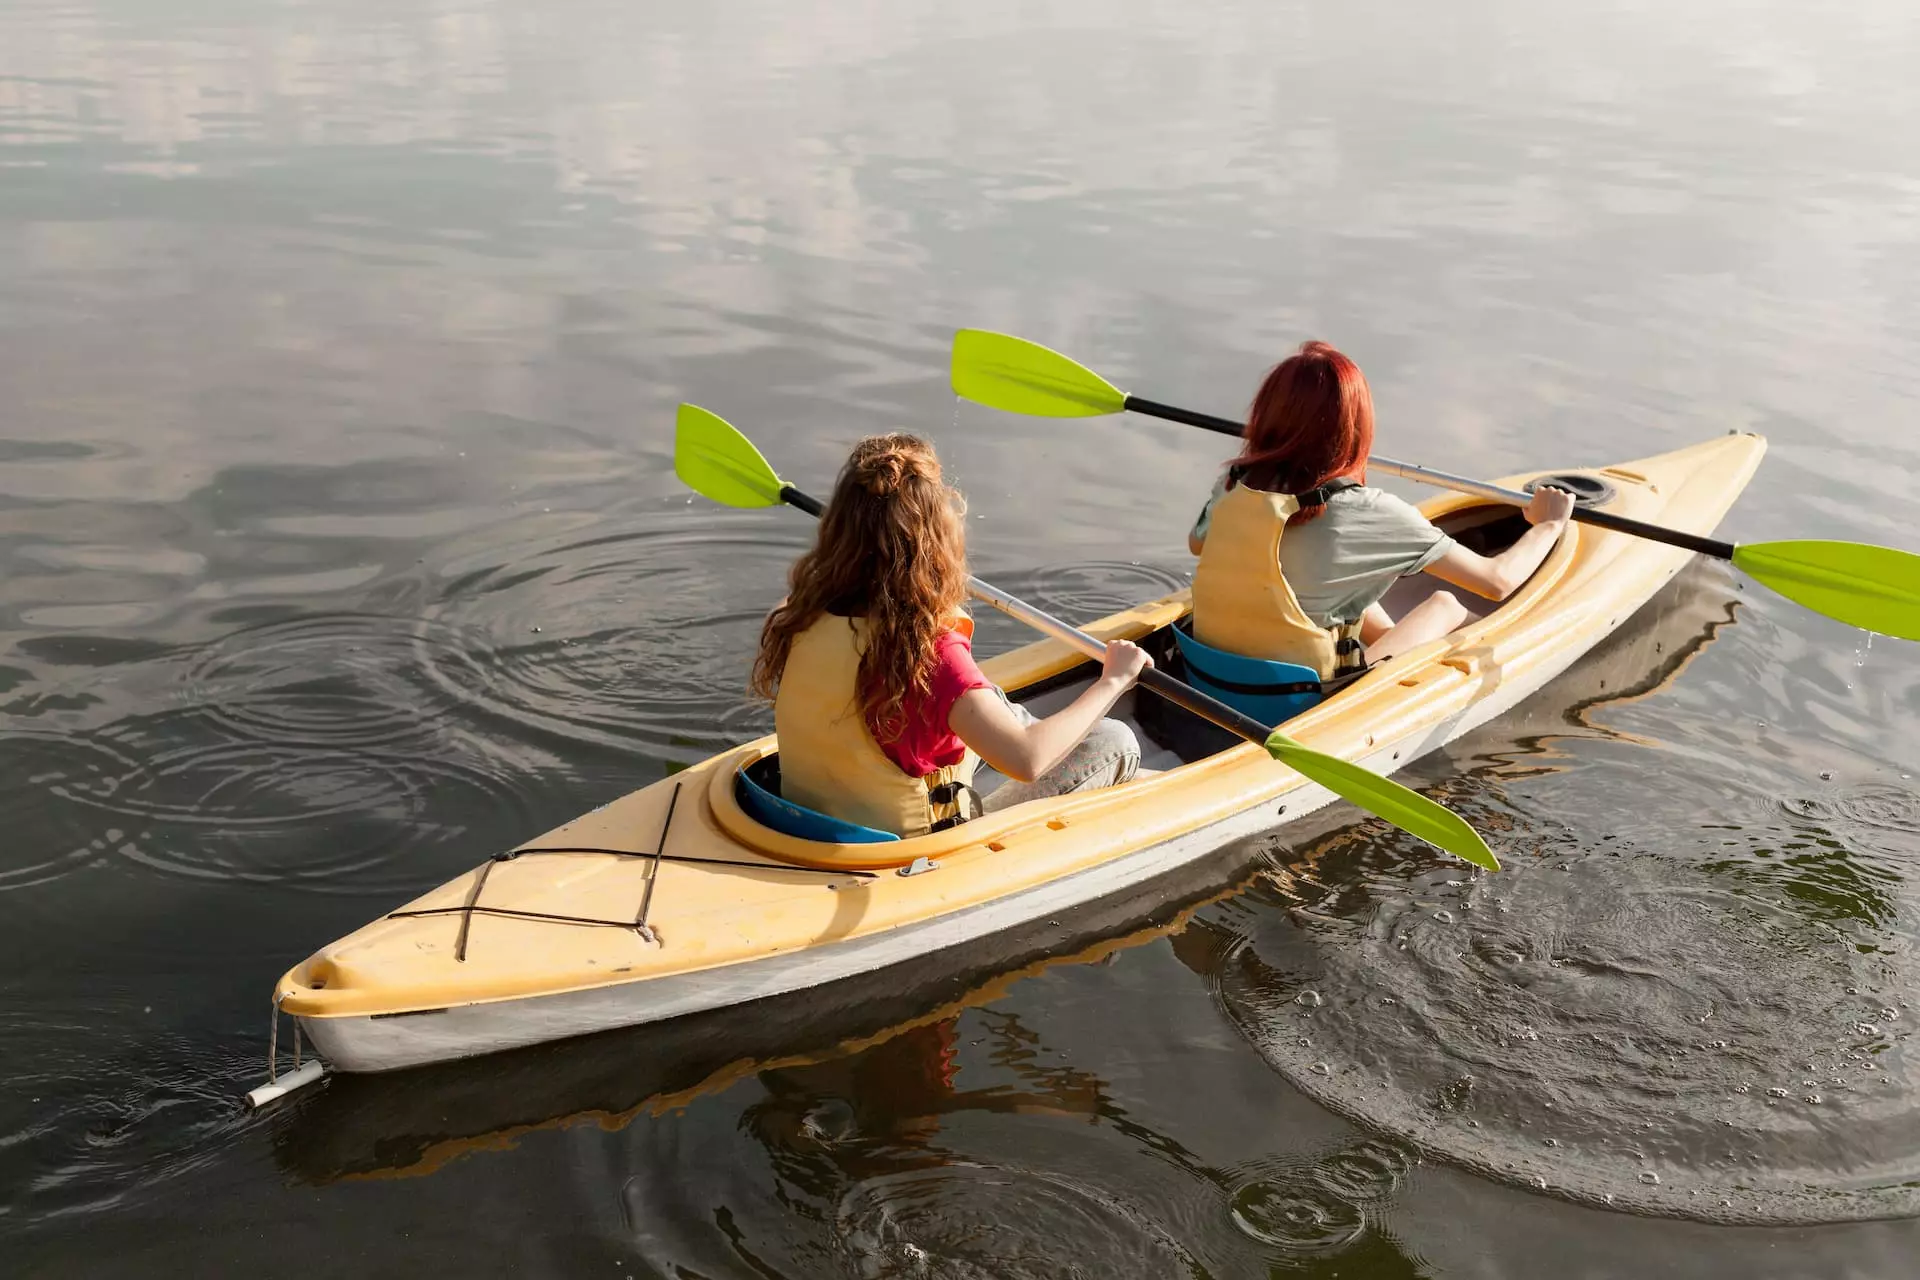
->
[265, 990, 302, 1083]
[632, 780, 679, 945]
[385, 782, 879, 961]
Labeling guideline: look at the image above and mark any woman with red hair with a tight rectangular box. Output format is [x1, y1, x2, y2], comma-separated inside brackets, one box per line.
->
[1187, 341, 1573, 674]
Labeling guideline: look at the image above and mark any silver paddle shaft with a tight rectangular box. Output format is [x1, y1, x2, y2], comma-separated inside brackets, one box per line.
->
[1369, 455, 1538, 506]
[965, 577, 1106, 662]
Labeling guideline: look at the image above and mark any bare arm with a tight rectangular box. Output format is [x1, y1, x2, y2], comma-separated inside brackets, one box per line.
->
[1421, 487, 1575, 601]
[947, 641, 1151, 783]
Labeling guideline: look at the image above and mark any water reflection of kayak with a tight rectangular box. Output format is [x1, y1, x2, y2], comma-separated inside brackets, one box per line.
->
[271, 841, 1270, 1183]
[266, 433, 1765, 1079]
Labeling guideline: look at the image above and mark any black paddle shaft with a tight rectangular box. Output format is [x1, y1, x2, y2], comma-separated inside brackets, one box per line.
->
[1122, 395, 1738, 560]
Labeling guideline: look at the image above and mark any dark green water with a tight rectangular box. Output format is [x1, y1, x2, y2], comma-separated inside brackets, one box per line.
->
[4, 0, 1920, 1274]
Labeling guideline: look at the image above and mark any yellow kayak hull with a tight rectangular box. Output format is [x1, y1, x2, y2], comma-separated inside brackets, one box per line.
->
[276, 433, 1765, 1072]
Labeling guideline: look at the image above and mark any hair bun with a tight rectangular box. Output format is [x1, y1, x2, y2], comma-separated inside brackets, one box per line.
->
[849, 433, 940, 495]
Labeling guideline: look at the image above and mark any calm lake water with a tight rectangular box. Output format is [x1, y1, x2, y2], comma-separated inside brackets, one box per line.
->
[5, 0, 1920, 1274]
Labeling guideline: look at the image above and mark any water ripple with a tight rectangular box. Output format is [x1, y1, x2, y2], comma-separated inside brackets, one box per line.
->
[833, 1162, 1200, 1280]
[1013, 560, 1191, 621]
[0, 1028, 259, 1221]
[0, 731, 146, 893]
[57, 722, 539, 894]
[1212, 843, 1920, 1223]
[180, 612, 489, 749]
[1226, 1167, 1365, 1255]
[422, 519, 803, 761]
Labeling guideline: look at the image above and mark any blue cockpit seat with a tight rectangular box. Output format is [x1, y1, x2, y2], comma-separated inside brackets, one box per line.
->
[1169, 618, 1327, 726]
[735, 754, 900, 844]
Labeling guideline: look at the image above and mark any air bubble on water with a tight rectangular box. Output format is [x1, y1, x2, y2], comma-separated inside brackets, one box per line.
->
[1821, 770, 1835, 780]
[1532, 1175, 1548, 1189]
[1640, 1172, 1661, 1185]
[1734, 1084, 1750, 1094]
[1856, 1023, 1881, 1036]
[1805, 1094, 1822, 1104]
[1767, 1087, 1791, 1098]
[1296, 990, 1324, 1009]
[1882, 1008, 1899, 1020]
[1433, 910, 1454, 923]
[1311, 1061, 1331, 1076]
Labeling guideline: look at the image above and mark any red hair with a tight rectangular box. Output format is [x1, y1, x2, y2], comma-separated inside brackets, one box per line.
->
[1230, 340, 1374, 524]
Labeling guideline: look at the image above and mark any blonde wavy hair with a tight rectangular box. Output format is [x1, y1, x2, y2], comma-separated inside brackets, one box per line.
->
[751, 434, 970, 739]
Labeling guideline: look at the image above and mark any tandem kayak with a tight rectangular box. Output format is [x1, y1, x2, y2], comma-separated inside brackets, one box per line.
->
[268, 432, 1765, 1076]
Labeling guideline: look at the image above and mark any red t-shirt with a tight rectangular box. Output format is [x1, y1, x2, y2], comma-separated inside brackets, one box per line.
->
[871, 629, 995, 776]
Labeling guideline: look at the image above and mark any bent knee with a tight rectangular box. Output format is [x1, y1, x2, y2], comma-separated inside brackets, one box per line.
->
[1428, 590, 1470, 623]
[1087, 718, 1142, 782]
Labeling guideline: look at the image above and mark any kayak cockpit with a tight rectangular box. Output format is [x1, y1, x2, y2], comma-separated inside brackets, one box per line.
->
[719, 494, 1569, 870]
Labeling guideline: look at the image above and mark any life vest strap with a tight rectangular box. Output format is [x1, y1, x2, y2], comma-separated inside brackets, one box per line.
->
[927, 779, 984, 832]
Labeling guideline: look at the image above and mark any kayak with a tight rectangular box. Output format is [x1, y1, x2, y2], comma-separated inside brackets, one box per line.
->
[270, 432, 1766, 1075]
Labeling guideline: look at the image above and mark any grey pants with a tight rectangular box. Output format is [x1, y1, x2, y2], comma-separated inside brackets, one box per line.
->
[979, 690, 1142, 813]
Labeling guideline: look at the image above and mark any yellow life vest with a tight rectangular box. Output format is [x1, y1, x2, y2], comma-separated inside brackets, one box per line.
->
[1190, 481, 1367, 680]
[773, 614, 980, 839]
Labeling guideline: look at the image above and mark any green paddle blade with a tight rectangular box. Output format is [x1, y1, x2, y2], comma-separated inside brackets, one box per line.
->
[1732, 540, 1920, 641]
[674, 404, 787, 508]
[1265, 730, 1500, 871]
[950, 329, 1127, 418]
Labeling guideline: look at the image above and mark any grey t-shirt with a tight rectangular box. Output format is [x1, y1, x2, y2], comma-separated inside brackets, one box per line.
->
[1190, 477, 1457, 627]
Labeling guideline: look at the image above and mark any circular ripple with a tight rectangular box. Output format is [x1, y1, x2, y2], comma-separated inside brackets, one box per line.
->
[835, 1163, 1198, 1279]
[181, 612, 489, 750]
[1780, 784, 1920, 864]
[0, 731, 146, 892]
[60, 732, 537, 893]
[423, 520, 802, 760]
[1016, 560, 1191, 621]
[1228, 1170, 1365, 1255]
[1310, 1139, 1417, 1204]
[1214, 847, 1920, 1223]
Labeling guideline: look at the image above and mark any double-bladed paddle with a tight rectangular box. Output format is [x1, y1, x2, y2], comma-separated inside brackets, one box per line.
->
[950, 329, 1920, 642]
[673, 403, 1498, 870]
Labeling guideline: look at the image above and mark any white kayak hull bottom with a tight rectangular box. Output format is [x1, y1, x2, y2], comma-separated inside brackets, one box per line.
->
[301, 613, 1609, 1074]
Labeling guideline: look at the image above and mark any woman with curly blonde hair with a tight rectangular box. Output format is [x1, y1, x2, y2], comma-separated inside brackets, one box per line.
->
[753, 434, 1149, 838]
